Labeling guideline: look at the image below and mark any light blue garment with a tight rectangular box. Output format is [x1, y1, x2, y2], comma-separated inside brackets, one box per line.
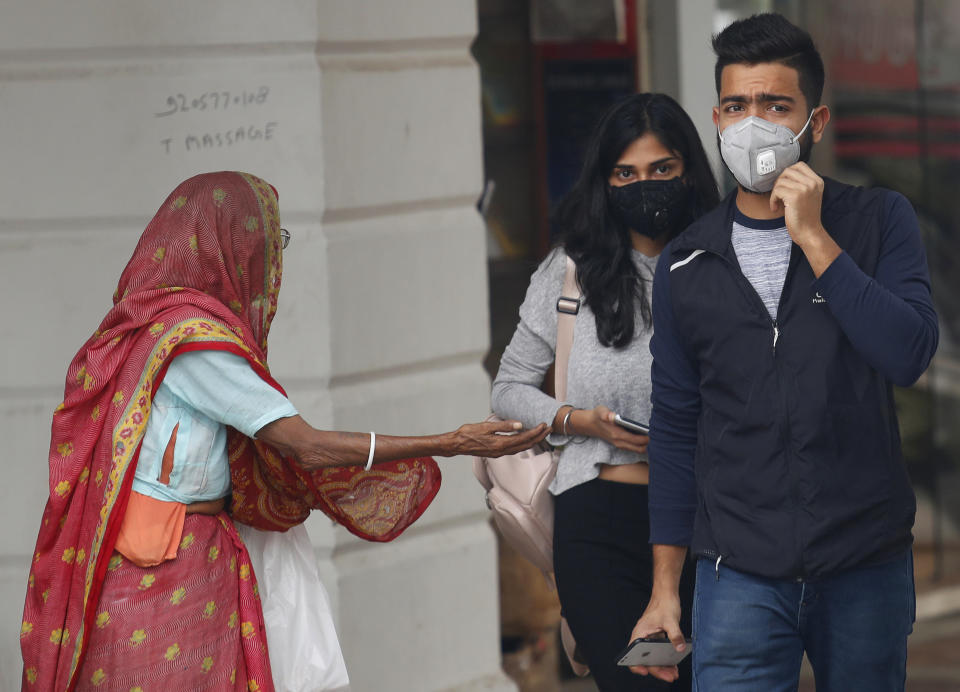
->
[133, 350, 298, 504]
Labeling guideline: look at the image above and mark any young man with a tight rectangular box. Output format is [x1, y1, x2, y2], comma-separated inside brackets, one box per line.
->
[629, 13, 938, 692]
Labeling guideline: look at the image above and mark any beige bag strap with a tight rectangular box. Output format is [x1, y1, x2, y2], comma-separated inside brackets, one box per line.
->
[554, 255, 581, 402]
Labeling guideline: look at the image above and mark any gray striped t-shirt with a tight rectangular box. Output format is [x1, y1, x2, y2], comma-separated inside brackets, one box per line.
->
[731, 209, 792, 319]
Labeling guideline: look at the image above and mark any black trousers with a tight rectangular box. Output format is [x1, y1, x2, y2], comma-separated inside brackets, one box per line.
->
[553, 478, 695, 692]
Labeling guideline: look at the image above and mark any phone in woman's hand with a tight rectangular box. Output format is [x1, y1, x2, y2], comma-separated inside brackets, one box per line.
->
[613, 414, 649, 435]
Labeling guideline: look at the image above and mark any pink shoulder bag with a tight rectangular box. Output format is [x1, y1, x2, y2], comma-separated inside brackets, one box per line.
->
[474, 256, 590, 676]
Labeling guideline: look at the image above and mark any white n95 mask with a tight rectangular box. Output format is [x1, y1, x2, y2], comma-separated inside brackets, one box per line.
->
[718, 110, 814, 193]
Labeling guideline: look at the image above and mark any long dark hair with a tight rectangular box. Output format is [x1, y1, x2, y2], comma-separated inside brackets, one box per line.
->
[555, 93, 719, 348]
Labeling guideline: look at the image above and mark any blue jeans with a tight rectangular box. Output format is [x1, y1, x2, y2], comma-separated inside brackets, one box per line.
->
[692, 551, 915, 692]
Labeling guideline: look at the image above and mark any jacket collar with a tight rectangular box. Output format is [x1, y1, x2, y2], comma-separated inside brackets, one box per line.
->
[671, 176, 844, 257]
[672, 187, 738, 257]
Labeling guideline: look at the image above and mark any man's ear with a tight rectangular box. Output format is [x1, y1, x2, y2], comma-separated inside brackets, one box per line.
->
[712, 107, 720, 128]
[810, 105, 831, 144]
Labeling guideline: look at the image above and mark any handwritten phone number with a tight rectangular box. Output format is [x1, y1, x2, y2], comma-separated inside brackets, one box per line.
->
[155, 87, 270, 117]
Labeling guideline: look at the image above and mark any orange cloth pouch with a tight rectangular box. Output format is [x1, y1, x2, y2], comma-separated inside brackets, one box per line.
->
[115, 423, 185, 567]
[115, 492, 186, 567]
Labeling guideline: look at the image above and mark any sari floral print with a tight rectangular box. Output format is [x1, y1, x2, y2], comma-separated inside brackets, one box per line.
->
[21, 172, 440, 690]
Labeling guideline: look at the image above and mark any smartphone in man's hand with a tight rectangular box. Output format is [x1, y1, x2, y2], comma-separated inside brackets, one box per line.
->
[617, 636, 692, 667]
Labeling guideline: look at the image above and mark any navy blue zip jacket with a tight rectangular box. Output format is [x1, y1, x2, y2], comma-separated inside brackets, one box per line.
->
[648, 178, 938, 579]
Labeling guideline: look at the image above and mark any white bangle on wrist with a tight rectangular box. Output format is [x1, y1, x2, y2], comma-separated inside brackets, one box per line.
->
[546, 406, 576, 447]
[561, 408, 575, 436]
[365, 431, 376, 471]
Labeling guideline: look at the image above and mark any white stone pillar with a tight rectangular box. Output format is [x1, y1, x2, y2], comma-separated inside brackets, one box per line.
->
[644, 0, 721, 179]
[0, 2, 510, 690]
[676, 0, 722, 180]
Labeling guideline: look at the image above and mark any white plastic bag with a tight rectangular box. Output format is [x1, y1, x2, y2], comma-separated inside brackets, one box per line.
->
[237, 523, 350, 692]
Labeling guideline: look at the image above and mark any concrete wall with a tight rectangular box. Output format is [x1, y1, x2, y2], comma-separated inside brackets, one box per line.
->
[644, 0, 721, 180]
[0, 2, 513, 691]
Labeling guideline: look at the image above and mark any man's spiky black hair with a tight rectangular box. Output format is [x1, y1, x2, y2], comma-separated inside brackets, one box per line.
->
[713, 13, 825, 109]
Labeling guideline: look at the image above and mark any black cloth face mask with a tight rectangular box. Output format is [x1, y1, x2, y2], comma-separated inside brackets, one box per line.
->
[607, 178, 692, 239]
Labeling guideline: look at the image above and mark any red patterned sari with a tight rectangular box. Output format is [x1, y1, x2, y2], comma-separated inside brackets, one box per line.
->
[20, 172, 441, 691]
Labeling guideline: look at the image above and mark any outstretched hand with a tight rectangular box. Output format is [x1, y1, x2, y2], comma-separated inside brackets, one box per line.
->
[452, 420, 549, 458]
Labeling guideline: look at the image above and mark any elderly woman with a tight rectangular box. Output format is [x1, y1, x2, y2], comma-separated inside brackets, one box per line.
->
[21, 171, 546, 691]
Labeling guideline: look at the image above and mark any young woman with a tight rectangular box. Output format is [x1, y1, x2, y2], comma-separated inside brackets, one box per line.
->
[20, 171, 547, 692]
[492, 94, 719, 691]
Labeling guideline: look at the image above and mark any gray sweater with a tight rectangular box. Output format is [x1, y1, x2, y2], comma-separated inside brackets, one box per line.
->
[491, 247, 657, 495]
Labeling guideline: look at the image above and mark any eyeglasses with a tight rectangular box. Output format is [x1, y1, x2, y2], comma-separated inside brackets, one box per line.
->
[279, 228, 291, 249]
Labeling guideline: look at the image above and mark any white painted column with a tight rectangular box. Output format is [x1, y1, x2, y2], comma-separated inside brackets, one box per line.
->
[676, 0, 722, 180]
[306, 3, 512, 691]
[645, 0, 721, 179]
[0, 2, 509, 691]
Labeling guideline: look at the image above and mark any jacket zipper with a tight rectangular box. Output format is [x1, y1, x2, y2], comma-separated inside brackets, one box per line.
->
[772, 249, 804, 578]
[692, 243, 804, 576]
